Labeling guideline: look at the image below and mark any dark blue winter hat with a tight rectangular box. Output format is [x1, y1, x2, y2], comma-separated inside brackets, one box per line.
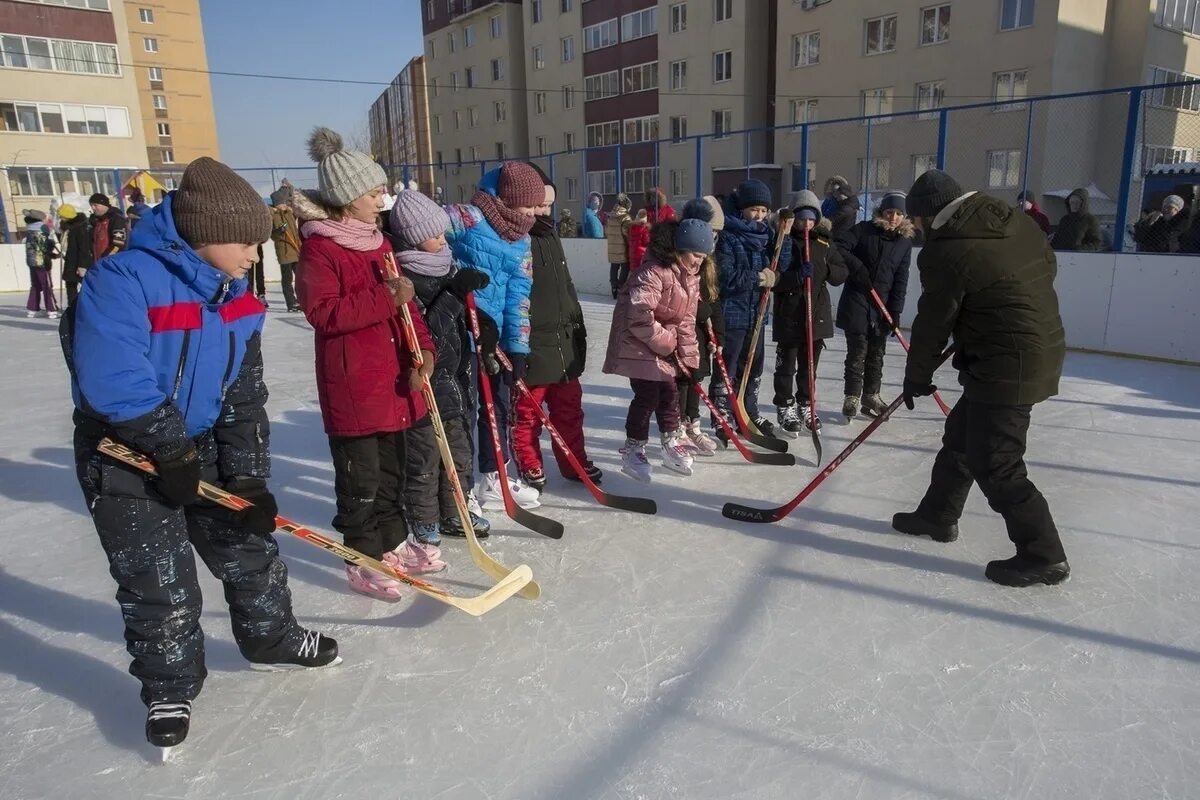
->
[675, 218, 715, 254]
[906, 170, 962, 218]
[681, 198, 714, 223]
[880, 191, 907, 214]
[734, 179, 772, 210]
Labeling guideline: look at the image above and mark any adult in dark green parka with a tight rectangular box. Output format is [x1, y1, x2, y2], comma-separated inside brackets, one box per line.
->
[894, 169, 1069, 589]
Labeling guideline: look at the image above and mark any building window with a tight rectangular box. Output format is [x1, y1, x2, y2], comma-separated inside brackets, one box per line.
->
[916, 80, 945, 119]
[464, 25, 475, 47]
[431, 77, 438, 97]
[714, 0, 732, 22]
[713, 50, 733, 82]
[861, 87, 893, 123]
[584, 19, 619, 51]
[490, 14, 503, 37]
[161, 148, 174, 164]
[624, 168, 659, 194]
[993, 69, 1029, 111]
[143, 37, 157, 53]
[450, 71, 459, 91]
[533, 45, 545, 70]
[564, 177, 578, 201]
[152, 94, 167, 110]
[670, 168, 688, 197]
[670, 115, 688, 143]
[428, 38, 436, 59]
[426, 1, 434, 21]
[496, 141, 507, 160]
[471, 145, 481, 163]
[139, 7, 154, 23]
[1148, 65, 1200, 111]
[671, 2, 687, 32]
[713, 108, 732, 139]
[1158, 0, 1200, 34]
[588, 170, 616, 195]
[433, 114, 442, 133]
[988, 149, 1021, 188]
[535, 91, 548, 114]
[157, 122, 171, 137]
[0, 102, 131, 137]
[465, 67, 476, 88]
[621, 8, 657, 41]
[1000, 0, 1035, 30]
[586, 121, 621, 148]
[865, 14, 897, 55]
[585, 70, 620, 101]
[564, 132, 576, 153]
[0, 35, 119, 75]
[563, 85, 576, 109]
[1140, 144, 1195, 172]
[670, 60, 687, 90]
[536, 136, 547, 156]
[789, 162, 816, 193]
[913, 154, 938, 181]
[858, 157, 891, 191]
[492, 58, 504, 81]
[623, 62, 658, 93]
[532, 0, 543, 23]
[790, 98, 817, 125]
[448, 31, 456, 53]
[623, 115, 660, 144]
[561, 0, 572, 11]
[469, 106, 479, 127]
[148, 65, 163, 87]
[921, 4, 951, 45]
[792, 31, 820, 67]
[561, 36, 575, 63]
[454, 148, 462, 165]
[453, 110, 461, 129]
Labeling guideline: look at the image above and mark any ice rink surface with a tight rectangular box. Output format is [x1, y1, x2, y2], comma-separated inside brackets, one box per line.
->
[1, 289, 1198, 800]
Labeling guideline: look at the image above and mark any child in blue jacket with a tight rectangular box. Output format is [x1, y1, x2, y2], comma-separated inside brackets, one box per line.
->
[63, 158, 337, 752]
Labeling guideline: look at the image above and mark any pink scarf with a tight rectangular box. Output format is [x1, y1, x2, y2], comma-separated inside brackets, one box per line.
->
[301, 217, 383, 251]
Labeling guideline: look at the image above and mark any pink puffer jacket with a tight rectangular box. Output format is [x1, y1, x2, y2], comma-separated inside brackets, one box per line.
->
[603, 253, 700, 382]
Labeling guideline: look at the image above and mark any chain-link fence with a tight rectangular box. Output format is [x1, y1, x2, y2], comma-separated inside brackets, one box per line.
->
[5, 79, 1200, 253]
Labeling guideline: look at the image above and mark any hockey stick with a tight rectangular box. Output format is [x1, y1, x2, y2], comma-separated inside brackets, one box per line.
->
[97, 439, 531, 617]
[677, 356, 795, 467]
[802, 228, 823, 465]
[491, 347, 657, 515]
[463, 293, 565, 540]
[868, 287, 951, 417]
[394, 298, 541, 600]
[734, 214, 794, 445]
[722, 346, 954, 524]
[708, 320, 788, 454]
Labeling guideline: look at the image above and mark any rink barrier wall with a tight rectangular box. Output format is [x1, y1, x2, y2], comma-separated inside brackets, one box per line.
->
[3, 241, 1197, 365]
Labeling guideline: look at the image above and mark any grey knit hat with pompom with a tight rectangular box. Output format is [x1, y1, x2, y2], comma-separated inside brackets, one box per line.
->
[306, 126, 387, 208]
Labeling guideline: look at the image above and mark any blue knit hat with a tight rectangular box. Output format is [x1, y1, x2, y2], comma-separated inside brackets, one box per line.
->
[880, 191, 907, 214]
[734, 179, 772, 210]
[675, 218, 714, 254]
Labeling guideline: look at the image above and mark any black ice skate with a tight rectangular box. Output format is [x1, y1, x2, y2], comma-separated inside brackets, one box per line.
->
[985, 556, 1070, 587]
[892, 512, 959, 543]
[146, 700, 191, 760]
[249, 630, 340, 672]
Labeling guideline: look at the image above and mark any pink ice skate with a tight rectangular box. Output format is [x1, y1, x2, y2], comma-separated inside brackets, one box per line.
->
[346, 565, 403, 601]
[383, 538, 447, 575]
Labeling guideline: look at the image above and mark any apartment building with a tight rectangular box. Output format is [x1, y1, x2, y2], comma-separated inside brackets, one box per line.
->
[121, 0, 220, 181]
[0, 0, 149, 238]
[369, 56, 436, 195]
[523, 0, 584, 203]
[421, 0, 529, 205]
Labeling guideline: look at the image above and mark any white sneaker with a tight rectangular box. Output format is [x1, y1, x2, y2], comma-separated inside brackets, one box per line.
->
[47, 311, 59, 319]
[620, 439, 652, 482]
[475, 466, 542, 509]
[660, 430, 695, 476]
[25, 310, 37, 318]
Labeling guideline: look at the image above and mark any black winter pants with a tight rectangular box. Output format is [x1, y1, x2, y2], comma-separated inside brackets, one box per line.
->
[404, 414, 474, 524]
[610, 262, 629, 296]
[843, 331, 888, 397]
[328, 430, 409, 560]
[280, 262, 298, 310]
[773, 340, 825, 406]
[916, 398, 1066, 564]
[76, 435, 302, 707]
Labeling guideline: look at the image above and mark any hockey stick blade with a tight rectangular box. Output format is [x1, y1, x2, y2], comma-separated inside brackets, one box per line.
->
[721, 501, 785, 524]
[810, 428, 823, 466]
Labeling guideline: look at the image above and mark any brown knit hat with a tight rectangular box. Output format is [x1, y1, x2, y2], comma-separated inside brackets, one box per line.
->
[173, 157, 272, 247]
[496, 161, 545, 208]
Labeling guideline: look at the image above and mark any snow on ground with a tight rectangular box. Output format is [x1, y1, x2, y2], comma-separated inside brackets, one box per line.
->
[1, 288, 1198, 800]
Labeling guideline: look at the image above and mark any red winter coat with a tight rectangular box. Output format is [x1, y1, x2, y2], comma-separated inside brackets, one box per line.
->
[628, 221, 651, 270]
[297, 234, 434, 437]
[1023, 202, 1051, 236]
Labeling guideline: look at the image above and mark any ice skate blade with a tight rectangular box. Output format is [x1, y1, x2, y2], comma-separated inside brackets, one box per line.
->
[780, 428, 800, 439]
[249, 655, 344, 672]
[660, 463, 693, 477]
[159, 746, 173, 763]
[620, 466, 652, 483]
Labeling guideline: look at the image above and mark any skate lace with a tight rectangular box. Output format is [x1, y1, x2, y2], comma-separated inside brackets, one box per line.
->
[781, 405, 800, 425]
[148, 701, 191, 721]
[622, 446, 649, 465]
[298, 630, 322, 660]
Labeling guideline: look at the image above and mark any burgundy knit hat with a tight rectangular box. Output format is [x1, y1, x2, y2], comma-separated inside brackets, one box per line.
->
[497, 161, 544, 208]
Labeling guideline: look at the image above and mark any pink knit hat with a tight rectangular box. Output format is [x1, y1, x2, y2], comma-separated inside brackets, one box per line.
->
[497, 161, 545, 208]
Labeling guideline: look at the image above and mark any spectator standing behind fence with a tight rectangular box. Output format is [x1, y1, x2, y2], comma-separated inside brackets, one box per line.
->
[89, 193, 128, 264]
[24, 209, 58, 319]
[644, 187, 677, 224]
[605, 193, 632, 298]
[1135, 194, 1189, 254]
[583, 192, 605, 239]
[1050, 188, 1102, 252]
[557, 207, 578, 238]
[628, 208, 651, 271]
[58, 204, 91, 308]
[1017, 190, 1051, 237]
[270, 187, 303, 311]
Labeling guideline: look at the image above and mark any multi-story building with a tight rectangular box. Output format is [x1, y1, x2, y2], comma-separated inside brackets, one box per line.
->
[370, 56, 436, 195]
[121, 0, 220, 182]
[0, 0, 149, 238]
[421, 0, 529, 205]
[523, 0, 584, 204]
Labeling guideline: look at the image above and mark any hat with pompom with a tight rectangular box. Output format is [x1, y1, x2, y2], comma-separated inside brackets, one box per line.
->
[307, 126, 387, 208]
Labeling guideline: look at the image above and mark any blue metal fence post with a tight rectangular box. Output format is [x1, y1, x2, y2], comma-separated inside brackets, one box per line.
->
[799, 123, 810, 192]
[0, 187, 11, 243]
[615, 145, 623, 194]
[936, 109, 949, 171]
[694, 136, 703, 196]
[863, 117, 873, 214]
[548, 154, 556, 217]
[113, 169, 125, 210]
[744, 130, 751, 179]
[1020, 99, 1035, 199]
[403, 164, 412, 188]
[1113, 88, 1144, 253]
[479, 161, 486, 183]
[654, 140, 661, 190]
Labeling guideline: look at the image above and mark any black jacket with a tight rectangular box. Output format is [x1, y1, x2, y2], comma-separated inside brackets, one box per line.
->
[403, 266, 476, 420]
[1050, 188, 1103, 252]
[828, 195, 861, 241]
[694, 269, 725, 381]
[60, 215, 92, 282]
[1136, 211, 1189, 253]
[773, 221, 848, 343]
[835, 215, 914, 336]
[526, 218, 587, 386]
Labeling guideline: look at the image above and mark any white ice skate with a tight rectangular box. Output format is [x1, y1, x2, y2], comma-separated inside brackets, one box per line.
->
[620, 439, 652, 482]
[660, 430, 695, 476]
[475, 466, 542, 509]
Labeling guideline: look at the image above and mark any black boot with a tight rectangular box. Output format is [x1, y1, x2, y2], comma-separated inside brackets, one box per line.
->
[250, 630, 339, 670]
[146, 700, 191, 748]
[985, 556, 1070, 587]
[892, 511, 959, 543]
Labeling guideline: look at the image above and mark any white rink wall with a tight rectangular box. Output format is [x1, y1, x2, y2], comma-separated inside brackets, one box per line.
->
[4, 240, 1198, 364]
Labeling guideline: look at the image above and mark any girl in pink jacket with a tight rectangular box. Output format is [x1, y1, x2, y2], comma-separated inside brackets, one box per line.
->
[603, 213, 714, 481]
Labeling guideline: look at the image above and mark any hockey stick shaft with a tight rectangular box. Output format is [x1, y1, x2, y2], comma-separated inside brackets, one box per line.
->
[677, 357, 795, 466]
[736, 217, 794, 439]
[803, 228, 823, 465]
[868, 287, 951, 417]
[707, 319, 788, 454]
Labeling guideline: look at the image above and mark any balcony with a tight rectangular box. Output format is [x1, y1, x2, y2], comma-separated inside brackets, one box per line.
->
[450, 0, 500, 22]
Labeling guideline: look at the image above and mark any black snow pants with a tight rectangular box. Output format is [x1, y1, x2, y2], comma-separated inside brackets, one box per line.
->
[403, 414, 474, 524]
[843, 331, 888, 397]
[328, 430, 411, 560]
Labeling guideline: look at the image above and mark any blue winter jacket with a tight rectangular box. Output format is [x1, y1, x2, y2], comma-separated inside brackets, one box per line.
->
[67, 193, 269, 467]
[715, 213, 792, 330]
[445, 167, 533, 354]
[582, 208, 604, 239]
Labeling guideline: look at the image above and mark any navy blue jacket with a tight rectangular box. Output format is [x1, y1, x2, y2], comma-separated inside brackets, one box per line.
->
[65, 193, 269, 475]
[715, 213, 792, 330]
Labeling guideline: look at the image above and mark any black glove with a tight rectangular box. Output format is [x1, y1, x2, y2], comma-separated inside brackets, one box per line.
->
[154, 444, 201, 508]
[505, 353, 528, 385]
[902, 377, 937, 410]
[448, 268, 490, 300]
[194, 478, 278, 535]
[474, 310, 499, 357]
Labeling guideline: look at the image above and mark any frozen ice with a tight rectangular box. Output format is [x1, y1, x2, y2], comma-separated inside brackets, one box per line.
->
[1, 289, 1198, 799]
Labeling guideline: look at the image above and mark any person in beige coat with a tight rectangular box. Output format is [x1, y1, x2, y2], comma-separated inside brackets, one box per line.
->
[605, 193, 632, 298]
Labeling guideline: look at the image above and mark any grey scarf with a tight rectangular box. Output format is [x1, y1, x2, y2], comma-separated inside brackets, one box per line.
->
[396, 246, 453, 277]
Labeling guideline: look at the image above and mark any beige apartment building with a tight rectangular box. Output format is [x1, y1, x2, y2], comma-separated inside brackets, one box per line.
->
[1, 0, 149, 238]
[122, 0, 220, 182]
[369, 56, 436, 195]
[521, 0, 584, 203]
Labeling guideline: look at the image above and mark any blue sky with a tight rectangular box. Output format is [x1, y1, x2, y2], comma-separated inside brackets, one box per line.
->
[201, 0, 423, 182]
